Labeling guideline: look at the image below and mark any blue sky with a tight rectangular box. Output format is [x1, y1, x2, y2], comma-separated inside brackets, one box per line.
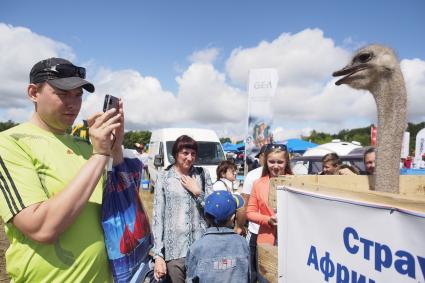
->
[1, 0, 424, 139]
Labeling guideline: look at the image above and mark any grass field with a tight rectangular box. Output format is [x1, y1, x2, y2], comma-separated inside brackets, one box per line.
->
[0, 219, 8, 282]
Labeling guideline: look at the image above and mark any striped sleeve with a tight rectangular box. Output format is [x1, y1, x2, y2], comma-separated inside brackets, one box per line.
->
[0, 135, 48, 222]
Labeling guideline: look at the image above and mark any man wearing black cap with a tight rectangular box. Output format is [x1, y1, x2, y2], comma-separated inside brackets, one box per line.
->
[0, 58, 122, 281]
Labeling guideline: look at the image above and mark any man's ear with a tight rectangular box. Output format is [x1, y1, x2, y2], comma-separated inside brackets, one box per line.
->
[27, 84, 39, 103]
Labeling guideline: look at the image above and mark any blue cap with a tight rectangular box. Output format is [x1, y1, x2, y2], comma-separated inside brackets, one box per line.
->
[204, 191, 244, 224]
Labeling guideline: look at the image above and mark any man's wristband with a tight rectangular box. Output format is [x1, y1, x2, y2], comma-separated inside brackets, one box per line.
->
[92, 151, 111, 157]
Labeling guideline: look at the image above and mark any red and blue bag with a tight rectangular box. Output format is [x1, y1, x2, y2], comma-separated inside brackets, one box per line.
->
[102, 157, 153, 282]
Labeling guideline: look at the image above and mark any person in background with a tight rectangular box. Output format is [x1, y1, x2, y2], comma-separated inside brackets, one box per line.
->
[213, 160, 238, 192]
[0, 57, 123, 281]
[213, 160, 246, 236]
[152, 135, 213, 283]
[403, 155, 412, 169]
[240, 144, 267, 283]
[186, 191, 249, 283]
[337, 164, 360, 175]
[320, 153, 341, 175]
[135, 142, 149, 179]
[363, 147, 376, 175]
[246, 144, 292, 246]
[320, 152, 359, 175]
[135, 143, 148, 165]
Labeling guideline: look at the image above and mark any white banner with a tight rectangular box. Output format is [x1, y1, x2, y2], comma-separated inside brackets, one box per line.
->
[401, 131, 410, 158]
[277, 186, 425, 283]
[414, 128, 425, 168]
[245, 68, 278, 171]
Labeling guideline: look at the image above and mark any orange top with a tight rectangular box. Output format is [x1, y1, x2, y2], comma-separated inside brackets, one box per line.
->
[246, 176, 276, 245]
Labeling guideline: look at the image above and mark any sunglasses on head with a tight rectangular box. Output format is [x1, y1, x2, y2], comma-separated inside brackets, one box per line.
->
[42, 64, 86, 79]
[265, 143, 287, 151]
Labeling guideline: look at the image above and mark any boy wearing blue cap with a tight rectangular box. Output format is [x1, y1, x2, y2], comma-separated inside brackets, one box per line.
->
[185, 191, 250, 282]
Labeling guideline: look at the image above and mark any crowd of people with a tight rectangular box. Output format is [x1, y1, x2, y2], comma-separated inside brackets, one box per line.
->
[0, 56, 409, 282]
[318, 149, 374, 176]
[0, 57, 255, 282]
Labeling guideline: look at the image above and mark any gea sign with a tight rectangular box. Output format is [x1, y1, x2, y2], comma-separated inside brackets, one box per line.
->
[253, 80, 272, 89]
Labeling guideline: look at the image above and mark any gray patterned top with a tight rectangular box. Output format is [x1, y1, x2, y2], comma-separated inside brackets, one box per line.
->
[151, 165, 213, 261]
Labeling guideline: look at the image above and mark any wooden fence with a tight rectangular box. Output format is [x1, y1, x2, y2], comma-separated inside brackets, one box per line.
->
[257, 175, 425, 282]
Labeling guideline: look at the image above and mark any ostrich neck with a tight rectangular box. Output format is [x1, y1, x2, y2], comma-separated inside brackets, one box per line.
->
[371, 71, 407, 193]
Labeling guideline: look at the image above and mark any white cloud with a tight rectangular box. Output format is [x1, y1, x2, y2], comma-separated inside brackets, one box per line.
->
[341, 37, 366, 52]
[0, 107, 32, 122]
[0, 24, 424, 140]
[273, 127, 313, 141]
[224, 28, 379, 134]
[225, 28, 349, 88]
[401, 58, 425, 122]
[176, 63, 246, 124]
[188, 48, 220, 64]
[79, 62, 247, 134]
[0, 23, 74, 108]
[80, 68, 181, 129]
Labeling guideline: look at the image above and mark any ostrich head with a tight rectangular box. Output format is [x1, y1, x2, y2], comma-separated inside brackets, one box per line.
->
[332, 44, 407, 193]
[332, 45, 400, 93]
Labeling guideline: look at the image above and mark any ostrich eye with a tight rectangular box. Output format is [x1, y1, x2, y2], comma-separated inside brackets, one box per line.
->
[356, 53, 372, 63]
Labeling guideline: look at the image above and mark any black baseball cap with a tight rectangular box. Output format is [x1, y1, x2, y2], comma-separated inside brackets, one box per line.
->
[29, 58, 95, 93]
[255, 144, 268, 158]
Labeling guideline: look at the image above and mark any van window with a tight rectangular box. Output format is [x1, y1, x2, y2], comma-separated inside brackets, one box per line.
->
[310, 161, 323, 174]
[166, 141, 225, 165]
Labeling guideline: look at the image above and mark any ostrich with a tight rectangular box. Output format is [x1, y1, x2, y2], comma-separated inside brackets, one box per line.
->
[333, 44, 407, 193]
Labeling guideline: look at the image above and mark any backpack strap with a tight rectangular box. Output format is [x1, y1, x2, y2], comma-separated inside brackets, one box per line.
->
[165, 163, 174, 171]
[214, 179, 230, 192]
[196, 167, 206, 192]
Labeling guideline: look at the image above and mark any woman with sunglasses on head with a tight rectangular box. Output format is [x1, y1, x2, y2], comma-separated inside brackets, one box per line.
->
[246, 144, 293, 246]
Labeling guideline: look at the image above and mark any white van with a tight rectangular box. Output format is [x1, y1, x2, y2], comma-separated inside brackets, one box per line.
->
[147, 128, 225, 190]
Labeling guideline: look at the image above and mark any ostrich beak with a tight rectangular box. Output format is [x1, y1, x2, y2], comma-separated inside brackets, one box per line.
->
[333, 63, 370, 85]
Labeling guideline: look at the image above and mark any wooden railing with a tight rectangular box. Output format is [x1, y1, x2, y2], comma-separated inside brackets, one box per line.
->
[256, 175, 425, 283]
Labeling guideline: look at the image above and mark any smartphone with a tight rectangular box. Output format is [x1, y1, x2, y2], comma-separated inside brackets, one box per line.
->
[103, 94, 119, 112]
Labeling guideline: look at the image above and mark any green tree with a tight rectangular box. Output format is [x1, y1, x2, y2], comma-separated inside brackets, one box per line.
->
[335, 125, 372, 146]
[123, 131, 151, 149]
[303, 130, 333, 144]
[0, 120, 18, 132]
[304, 125, 372, 146]
[220, 137, 231, 144]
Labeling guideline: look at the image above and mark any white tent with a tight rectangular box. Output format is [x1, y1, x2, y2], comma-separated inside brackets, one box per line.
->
[302, 139, 362, 157]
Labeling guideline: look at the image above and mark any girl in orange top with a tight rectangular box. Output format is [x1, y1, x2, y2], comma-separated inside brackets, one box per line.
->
[246, 144, 292, 245]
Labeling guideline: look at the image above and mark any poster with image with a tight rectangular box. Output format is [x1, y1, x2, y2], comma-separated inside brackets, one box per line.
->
[245, 69, 278, 172]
